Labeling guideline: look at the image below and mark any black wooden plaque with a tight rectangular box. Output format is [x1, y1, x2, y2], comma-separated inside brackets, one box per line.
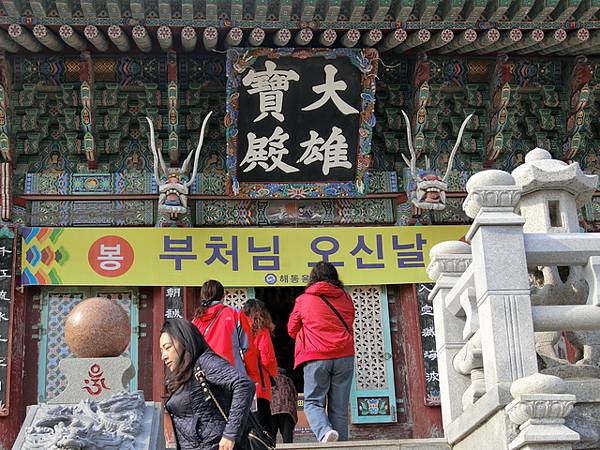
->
[416, 283, 440, 405]
[236, 55, 361, 183]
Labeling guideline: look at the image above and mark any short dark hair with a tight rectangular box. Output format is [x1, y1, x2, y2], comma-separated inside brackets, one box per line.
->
[161, 319, 210, 394]
[307, 261, 344, 289]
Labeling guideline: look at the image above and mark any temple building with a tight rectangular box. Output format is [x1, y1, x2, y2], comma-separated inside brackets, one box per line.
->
[0, 0, 600, 448]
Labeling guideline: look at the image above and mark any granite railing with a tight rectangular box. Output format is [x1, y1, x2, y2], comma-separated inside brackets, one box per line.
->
[427, 169, 600, 450]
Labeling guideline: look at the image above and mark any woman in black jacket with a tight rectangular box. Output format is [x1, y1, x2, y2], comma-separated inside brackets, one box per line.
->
[160, 319, 255, 450]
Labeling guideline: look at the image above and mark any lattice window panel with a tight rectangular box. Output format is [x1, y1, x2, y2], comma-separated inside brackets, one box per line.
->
[223, 288, 249, 309]
[43, 290, 135, 401]
[350, 286, 388, 390]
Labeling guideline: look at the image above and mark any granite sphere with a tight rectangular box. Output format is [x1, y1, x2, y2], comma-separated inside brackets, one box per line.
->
[65, 297, 131, 358]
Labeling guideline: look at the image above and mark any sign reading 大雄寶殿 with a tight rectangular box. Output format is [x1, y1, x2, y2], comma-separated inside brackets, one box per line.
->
[226, 48, 378, 191]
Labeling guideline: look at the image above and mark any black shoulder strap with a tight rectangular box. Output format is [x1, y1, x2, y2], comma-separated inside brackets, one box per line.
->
[318, 295, 351, 334]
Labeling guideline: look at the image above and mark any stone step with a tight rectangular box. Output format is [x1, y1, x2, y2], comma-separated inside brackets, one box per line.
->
[277, 438, 450, 450]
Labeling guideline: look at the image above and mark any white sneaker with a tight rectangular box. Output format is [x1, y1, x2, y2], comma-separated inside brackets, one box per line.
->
[321, 429, 339, 443]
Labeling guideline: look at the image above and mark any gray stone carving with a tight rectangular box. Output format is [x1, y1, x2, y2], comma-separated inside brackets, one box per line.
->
[14, 391, 164, 450]
[146, 112, 212, 219]
[400, 110, 473, 211]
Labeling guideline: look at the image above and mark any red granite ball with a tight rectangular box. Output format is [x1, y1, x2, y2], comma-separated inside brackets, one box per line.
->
[64, 297, 131, 357]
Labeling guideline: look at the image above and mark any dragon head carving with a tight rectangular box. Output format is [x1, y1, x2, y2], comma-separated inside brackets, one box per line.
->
[146, 112, 212, 219]
[401, 110, 473, 211]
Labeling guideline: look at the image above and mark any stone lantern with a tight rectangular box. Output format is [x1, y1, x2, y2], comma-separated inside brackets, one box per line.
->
[511, 147, 597, 234]
[512, 148, 600, 374]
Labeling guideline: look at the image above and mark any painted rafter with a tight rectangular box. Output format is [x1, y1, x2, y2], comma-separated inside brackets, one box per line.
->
[371, 0, 392, 21]
[508, 0, 534, 20]
[483, 0, 511, 21]
[325, 0, 342, 21]
[106, 0, 122, 19]
[29, 0, 49, 17]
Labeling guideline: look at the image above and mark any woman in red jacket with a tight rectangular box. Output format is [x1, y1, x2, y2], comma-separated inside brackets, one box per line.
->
[192, 280, 261, 391]
[288, 261, 355, 443]
[242, 299, 278, 439]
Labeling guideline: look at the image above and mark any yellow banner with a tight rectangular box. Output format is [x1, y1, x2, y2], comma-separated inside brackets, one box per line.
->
[21, 226, 468, 287]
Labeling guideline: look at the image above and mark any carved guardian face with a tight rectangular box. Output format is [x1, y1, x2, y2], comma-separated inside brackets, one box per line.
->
[412, 173, 449, 211]
[160, 171, 189, 209]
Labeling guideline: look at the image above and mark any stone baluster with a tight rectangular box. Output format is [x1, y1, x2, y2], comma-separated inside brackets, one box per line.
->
[462, 170, 538, 391]
[506, 373, 579, 450]
[427, 240, 473, 427]
[453, 331, 486, 410]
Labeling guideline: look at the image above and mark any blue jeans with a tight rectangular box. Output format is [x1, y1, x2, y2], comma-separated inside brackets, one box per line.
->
[303, 356, 354, 441]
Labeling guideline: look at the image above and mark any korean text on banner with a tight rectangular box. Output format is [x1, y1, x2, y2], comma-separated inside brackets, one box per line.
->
[21, 226, 468, 287]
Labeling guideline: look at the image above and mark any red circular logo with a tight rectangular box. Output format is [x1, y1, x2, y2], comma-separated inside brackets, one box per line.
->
[88, 236, 134, 278]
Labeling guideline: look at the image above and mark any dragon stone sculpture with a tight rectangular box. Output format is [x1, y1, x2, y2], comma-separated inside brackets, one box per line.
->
[400, 110, 473, 211]
[146, 112, 212, 221]
[23, 391, 145, 450]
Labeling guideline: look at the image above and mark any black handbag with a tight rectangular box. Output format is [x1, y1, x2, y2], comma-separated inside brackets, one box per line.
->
[194, 367, 276, 450]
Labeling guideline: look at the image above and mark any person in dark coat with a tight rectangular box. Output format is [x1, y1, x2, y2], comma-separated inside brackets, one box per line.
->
[160, 319, 255, 450]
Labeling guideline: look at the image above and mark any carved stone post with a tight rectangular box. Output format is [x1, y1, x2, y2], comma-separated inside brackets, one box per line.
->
[427, 240, 472, 427]
[463, 170, 538, 390]
[506, 373, 579, 450]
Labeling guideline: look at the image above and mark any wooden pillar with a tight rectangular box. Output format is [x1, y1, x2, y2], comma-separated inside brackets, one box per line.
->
[79, 51, 96, 169]
[399, 285, 443, 438]
[0, 227, 25, 449]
